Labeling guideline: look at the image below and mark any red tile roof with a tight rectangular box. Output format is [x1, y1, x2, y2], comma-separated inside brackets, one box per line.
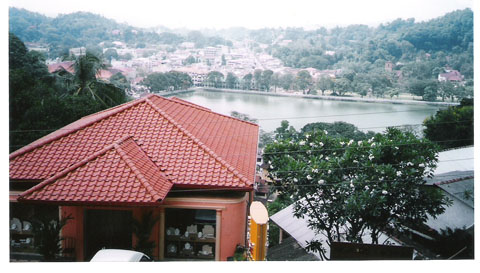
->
[19, 137, 172, 205]
[47, 61, 74, 74]
[11, 94, 259, 205]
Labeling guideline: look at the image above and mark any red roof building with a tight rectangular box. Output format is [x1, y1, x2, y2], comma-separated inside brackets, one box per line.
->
[438, 70, 464, 82]
[9, 94, 259, 261]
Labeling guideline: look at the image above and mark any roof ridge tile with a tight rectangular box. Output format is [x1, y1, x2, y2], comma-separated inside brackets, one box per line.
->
[114, 140, 171, 202]
[145, 97, 252, 187]
[10, 98, 148, 160]
[19, 135, 131, 200]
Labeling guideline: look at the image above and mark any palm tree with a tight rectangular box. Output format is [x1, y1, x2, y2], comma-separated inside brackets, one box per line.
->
[54, 50, 127, 108]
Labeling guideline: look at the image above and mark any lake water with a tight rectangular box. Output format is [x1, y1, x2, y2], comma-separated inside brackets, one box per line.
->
[170, 90, 443, 133]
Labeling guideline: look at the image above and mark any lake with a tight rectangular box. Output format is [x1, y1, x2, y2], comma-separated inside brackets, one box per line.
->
[170, 90, 443, 133]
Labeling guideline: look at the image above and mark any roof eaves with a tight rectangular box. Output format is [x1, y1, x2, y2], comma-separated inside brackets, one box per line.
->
[18, 135, 132, 200]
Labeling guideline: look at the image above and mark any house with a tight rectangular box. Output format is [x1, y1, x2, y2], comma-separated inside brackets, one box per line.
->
[9, 94, 259, 261]
[424, 146, 474, 232]
[269, 202, 404, 260]
[438, 70, 464, 83]
[47, 61, 74, 74]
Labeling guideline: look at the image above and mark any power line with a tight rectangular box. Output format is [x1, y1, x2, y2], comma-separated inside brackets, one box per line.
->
[8, 107, 456, 134]
[262, 157, 474, 175]
[261, 138, 473, 156]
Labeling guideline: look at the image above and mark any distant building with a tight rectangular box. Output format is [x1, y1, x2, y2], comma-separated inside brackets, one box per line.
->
[385, 61, 394, 72]
[438, 70, 464, 83]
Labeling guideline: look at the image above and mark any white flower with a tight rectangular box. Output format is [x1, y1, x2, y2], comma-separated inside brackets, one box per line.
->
[299, 140, 306, 146]
[328, 170, 332, 174]
[382, 190, 388, 195]
[348, 139, 354, 146]
[318, 179, 325, 184]
[310, 142, 315, 147]
[353, 160, 359, 163]
[324, 130, 328, 135]
[358, 141, 363, 145]
[406, 162, 413, 166]
[312, 168, 319, 173]
[368, 137, 374, 143]
[379, 177, 384, 181]
[395, 146, 399, 150]
[350, 182, 354, 188]
[340, 141, 345, 146]
[305, 134, 310, 139]
[325, 156, 329, 160]
[319, 154, 323, 159]
[268, 161, 272, 164]
[274, 139, 278, 143]
[319, 142, 324, 147]
[368, 154, 375, 160]
[270, 165, 274, 169]
[419, 163, 425, 168]
[396, 171, 402, 177]
[371, 143, 376, 147]
[293, 178, 298, 182]
[365, 186, 369, 190]
[306, 175, 313, 180]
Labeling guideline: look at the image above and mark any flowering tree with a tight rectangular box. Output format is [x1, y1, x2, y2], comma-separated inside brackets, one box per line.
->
[263, 127, 449, 259]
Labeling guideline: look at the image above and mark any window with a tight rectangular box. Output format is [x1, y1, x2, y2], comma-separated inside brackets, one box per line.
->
[164, 208, 216, 260]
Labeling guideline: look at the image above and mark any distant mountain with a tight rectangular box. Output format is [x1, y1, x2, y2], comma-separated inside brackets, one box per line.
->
[9, 7, 233, 57]
[9, 7, 184, 56]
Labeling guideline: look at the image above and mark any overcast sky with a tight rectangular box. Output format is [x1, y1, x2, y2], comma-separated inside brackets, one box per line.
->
[8, 0, 474, 30]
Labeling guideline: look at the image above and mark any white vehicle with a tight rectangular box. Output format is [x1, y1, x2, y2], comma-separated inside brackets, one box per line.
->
[90, 249, 152, 262]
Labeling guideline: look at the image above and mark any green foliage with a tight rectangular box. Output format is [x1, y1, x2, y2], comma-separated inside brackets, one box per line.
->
[132, 211, 159, 258]
[432, 228, 474, 259]
[263, 126, 448, 257]
[206, 71, 224, 88]
[9, 7, 187, 58]
[295, 70, 313, 92]
[423, 102, 473, 149]
[9, 34, 128, 151]
[230, 111, 258, 124]
[242, 73, 253, 90]
[142, 71, 193, 92]
[300, 122, 375, 141]
[226, 72, 239, 89]
[32, 214, 73, 261]
[267, 194, 294, 247]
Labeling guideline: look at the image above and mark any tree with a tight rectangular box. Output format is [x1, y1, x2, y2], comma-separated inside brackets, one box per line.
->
[132, 211, 159, 258]
[423, 101, 473, 149]
[316, 76, 334, 95]
[333, 78, 351, 96]
[109, 72, 130, 92]
[280, 73, 294, 91]
[32, 213, 73, 261]
[226, 72, 238, 89]
[271, 72, 281, 92]
[206, 71, 224, 88]
[295, 70, 313, 94]
[260, 69, 274, 91]
[300, 122, 375, 141]
[254, 69, 262, 90]
[423, 85, 438, 101]
[263, 126, 448, 259]
[104, 48, 118, 62]
[242, 73, 253, 90]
